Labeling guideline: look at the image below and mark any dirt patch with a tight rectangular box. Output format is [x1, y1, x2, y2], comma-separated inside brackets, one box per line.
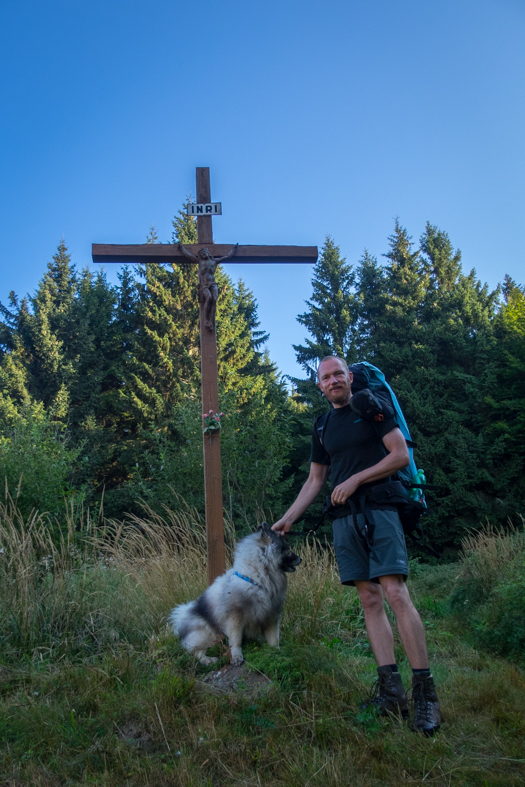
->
[0, 666, 14, 683]
[200, 663, 272, 696]
[116, 721, 153, 749]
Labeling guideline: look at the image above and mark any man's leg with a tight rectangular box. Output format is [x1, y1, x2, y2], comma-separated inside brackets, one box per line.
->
[378, 574, 428, 668]
[379, 574, 441, 734]
[355, 579, 408, 717]
[354, 580, 395, 665]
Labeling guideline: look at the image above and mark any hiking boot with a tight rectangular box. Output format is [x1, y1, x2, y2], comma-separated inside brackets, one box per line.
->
[412, 673, 441, 735]
[364, 666, 409, 718]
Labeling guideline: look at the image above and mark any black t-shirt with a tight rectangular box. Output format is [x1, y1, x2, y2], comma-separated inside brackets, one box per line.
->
[309, 405, 397, 493]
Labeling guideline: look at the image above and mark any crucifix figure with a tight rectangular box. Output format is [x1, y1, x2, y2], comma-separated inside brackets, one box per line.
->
[179, 244, 238, 330]
[93, 167, 317, 584]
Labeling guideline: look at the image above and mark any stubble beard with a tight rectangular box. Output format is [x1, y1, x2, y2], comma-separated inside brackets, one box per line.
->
[325, 384, 352, 407]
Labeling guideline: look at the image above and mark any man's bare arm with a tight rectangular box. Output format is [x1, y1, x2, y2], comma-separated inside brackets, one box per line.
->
[331, 427, 409, 506]
[272, 462, 329, 534]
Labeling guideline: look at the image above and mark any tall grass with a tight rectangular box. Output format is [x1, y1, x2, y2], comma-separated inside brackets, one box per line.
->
[450, 517, 525, 662]
[0, 495, 361, 664]
[2, 503, 525, 785]
[0, 495, 237, 662]
[457, 519, 525, 596]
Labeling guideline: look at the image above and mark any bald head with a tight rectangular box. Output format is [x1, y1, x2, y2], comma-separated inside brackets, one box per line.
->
[317, 356, 350, 380]
[317, 356, 353, 408]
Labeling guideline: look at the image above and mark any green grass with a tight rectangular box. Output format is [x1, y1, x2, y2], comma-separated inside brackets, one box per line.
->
[1, 504, 525, 786]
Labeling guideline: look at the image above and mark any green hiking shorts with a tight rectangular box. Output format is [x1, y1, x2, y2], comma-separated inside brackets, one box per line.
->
[332, 507, 409, 586]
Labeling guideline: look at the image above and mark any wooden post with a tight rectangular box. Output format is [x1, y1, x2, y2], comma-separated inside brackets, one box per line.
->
[196, 167, 226, 584]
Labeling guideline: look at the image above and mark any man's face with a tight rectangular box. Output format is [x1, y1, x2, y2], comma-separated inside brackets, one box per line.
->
[317, 358, 353, 407]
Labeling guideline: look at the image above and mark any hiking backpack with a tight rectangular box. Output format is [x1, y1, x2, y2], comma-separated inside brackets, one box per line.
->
[315, 361, 433, 545]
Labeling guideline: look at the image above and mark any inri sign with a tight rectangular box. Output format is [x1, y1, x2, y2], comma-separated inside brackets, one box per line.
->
[187, 203, 222, 216]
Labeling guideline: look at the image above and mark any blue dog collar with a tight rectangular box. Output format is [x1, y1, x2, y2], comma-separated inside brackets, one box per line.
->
[234, 571, 259, 587]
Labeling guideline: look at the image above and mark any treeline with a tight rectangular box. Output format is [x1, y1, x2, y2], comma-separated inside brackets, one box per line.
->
[291, 223, 525, 552]
[0, 209, 293, 528]
[1, 213, 524, 553]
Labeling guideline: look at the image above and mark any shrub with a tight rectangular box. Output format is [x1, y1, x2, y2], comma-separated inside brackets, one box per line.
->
[449, 519, 525, 663]
[127, 388, 293, 530]
[471, 568, 525, 660]
[0, 409, 80, 522]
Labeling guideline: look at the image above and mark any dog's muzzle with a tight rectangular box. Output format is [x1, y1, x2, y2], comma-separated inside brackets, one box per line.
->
[283, 553, 302, 572]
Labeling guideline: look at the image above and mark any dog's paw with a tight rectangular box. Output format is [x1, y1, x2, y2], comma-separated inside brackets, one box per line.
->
[230, 654, 245, 667]
[199, 656, 218, 666]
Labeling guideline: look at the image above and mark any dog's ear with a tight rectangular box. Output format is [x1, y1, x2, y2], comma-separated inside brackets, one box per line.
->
[256, 521, 273, 544]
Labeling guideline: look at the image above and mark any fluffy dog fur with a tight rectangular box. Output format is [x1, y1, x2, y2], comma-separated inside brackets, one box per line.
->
[170, 522, 301, 665]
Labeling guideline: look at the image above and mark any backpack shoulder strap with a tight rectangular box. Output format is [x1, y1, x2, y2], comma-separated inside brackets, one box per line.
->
[314, 408, 332, 447]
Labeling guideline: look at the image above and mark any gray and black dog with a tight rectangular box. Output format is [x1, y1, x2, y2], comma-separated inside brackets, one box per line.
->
[170, 522, 301, 666]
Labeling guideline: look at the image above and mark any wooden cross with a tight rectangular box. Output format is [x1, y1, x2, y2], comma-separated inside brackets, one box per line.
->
[93, 167, 317, 584]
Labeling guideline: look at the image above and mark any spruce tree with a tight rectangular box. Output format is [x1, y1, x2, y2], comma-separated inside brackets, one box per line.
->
[0, 293, 33, 424]
[292, 235, 358, 412]
[353, 250, 387, 359]
[482, 277, 525, 518]
[111, 202, 292, 521]
[294, 235, 357, 370]
[65, 268, 123, 495]
[371, 222, 500, 549]
[366, 219, 431, 380]
[120, 211, 200, 432]
[11, 240, 77, 417]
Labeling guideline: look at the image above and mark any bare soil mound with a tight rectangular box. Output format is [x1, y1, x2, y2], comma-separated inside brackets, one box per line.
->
[200, 663, 272, 696]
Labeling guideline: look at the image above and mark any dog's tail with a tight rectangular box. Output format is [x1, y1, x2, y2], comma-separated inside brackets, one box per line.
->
[169, 601, 195, 637]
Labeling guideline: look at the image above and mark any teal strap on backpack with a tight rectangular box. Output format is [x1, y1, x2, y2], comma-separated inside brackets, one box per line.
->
[353, 361, 419, 495]
[315, 361, 428, 509]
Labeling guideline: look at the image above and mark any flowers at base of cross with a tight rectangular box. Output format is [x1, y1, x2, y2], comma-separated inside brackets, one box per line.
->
[202, 409, 224, 442]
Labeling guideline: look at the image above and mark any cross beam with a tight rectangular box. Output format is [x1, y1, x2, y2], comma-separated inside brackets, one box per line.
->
[92, 245, 317, 265]
[92, 167, 317, 584]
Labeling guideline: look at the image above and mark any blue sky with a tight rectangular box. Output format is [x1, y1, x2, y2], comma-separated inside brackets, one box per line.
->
[1, 0, 523, 379]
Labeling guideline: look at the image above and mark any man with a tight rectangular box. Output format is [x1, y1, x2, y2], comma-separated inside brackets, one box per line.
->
[272, 356, 441, 735]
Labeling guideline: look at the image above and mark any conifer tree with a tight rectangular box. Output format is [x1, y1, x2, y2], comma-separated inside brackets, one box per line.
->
[365, 220, 430, 380]
[375, 222, 501, 547]
[482, 277, 525, 517]
[294, 236, 357, 370]
[171, 199, 198, 245]
[353, 249, 387, 359]
[292, 236, 358, 412]
[293, 221, 511, 548]
[11, 240, 77, 417]
[65, 268, 123, 493]
[110, 203, 291, 520]
[146, 225, 159, 244]
[0, 293, 33, 424]
[232, 279, 272, 377]
[120, 212, 200, 432]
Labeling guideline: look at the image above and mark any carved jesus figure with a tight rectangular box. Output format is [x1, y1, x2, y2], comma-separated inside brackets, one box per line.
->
[179, 244, 238, 331]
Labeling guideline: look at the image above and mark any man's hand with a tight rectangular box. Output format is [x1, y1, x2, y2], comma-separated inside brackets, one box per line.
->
[271, 518, 292, 536]
[331, 474, 360, 506]
[271, 462, 328, 536]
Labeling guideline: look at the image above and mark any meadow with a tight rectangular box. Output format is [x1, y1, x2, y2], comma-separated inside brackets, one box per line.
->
[1, 498, 524, 787]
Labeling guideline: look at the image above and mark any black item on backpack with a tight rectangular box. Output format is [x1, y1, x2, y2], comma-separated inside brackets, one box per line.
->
[349, 388, 395, 423]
